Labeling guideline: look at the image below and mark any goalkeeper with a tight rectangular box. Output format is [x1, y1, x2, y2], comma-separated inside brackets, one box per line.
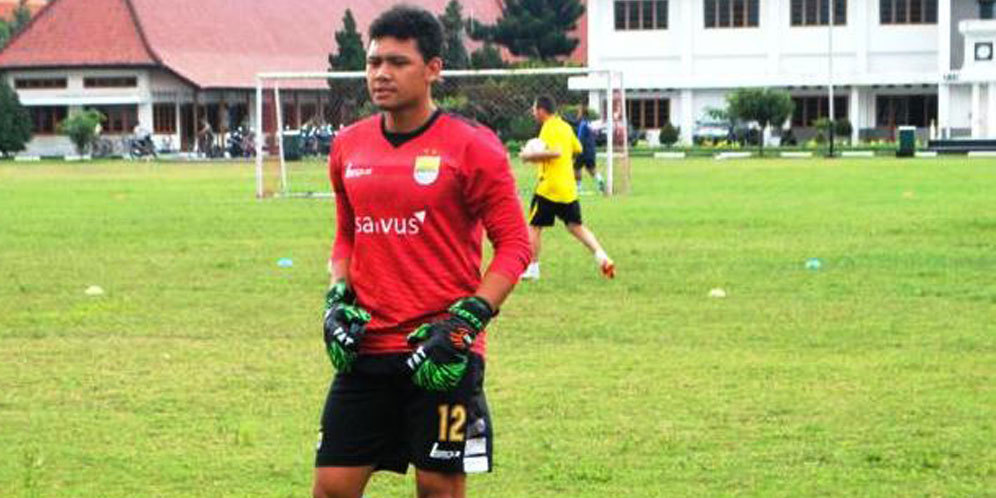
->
[313, 6, 531, 498]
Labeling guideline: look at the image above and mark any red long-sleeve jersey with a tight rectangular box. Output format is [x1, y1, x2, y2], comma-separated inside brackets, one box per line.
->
[329, 111, 531, 356]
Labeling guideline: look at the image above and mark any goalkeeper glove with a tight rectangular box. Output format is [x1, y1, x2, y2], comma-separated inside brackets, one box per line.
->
[322, 281, 371, 372]
[405, 296, 494, 391]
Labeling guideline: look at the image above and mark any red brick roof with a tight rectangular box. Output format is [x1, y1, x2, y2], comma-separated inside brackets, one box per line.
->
[0, 0, 586, 89]
[0, 0, 157, 68]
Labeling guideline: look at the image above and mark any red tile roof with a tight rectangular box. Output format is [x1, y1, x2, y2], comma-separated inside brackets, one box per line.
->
[0, 0, 586, 89]
[127, 0, 508, 89]
[0, 0, 157, 68]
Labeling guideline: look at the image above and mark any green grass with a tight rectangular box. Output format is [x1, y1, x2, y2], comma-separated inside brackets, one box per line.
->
[1, 157, 994, 497]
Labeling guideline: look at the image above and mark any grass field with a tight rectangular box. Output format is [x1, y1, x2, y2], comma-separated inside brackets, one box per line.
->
[1, 156, 994, 497]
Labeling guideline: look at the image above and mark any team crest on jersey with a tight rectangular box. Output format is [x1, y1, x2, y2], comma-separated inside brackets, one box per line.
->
[414, 155, 441, 185]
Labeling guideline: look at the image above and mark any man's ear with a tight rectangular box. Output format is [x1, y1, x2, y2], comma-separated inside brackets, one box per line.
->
[426, 57, 443, 83]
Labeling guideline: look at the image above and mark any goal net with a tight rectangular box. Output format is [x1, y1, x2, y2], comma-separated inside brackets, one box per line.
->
[254, 68, 629, 198]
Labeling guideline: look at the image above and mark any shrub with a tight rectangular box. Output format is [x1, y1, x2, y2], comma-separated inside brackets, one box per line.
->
[58, 109, 105, 155]
[660, 123, 680, 147]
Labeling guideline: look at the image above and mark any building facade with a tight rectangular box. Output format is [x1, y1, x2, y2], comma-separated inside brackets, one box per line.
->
[587, 0, 996, 144]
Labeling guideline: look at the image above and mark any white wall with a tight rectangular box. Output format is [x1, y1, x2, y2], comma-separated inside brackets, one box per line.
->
[587, 0, 970, 140]
[590, 0, 940, 87]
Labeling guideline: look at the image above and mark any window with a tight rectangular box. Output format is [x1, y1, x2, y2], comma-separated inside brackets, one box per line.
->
[614, 0, 668, 30]
[93, 105, 138, 134]
[29, 106, 68, 134]
[981, 0, 994, 19]
[791, 0, 846, 25]
[790, 96, 848, 126]
[153, 103, 176, 134]
[626, 98, 670, 130]
[84, 77, 138, 88]
[705, 0, 758, 28]
[880, 0, 937, 24]
[15, 78, 67, 90]
[875, 95, 937, 127]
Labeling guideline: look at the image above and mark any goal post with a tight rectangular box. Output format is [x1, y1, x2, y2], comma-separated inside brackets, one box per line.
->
[254, 68, 629, 199]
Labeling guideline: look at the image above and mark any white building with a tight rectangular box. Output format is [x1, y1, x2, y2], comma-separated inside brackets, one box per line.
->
[586, 0, 996, 144]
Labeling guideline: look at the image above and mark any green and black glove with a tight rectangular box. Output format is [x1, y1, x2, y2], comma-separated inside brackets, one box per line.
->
[405, 296, 494, 391]
[322, 281, 371, 372]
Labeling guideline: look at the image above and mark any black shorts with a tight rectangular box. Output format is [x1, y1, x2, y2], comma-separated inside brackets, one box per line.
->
[529, 195, 582, 227]
[574, 154, 596, 171]
[315, 353, 492, 475]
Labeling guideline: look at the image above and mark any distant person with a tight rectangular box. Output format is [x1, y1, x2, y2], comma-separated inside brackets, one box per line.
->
[132, 124, 157, 158]
[197, 118, 214, 157]
[519, 95, 615, 281]
[573, 107, 605, 193]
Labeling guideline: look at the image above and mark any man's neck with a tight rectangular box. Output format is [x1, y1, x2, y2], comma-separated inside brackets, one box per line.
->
[383, 100, 437, 134]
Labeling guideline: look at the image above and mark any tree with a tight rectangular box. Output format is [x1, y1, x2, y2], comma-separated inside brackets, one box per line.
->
[326, 9, 367, 126]
[469, 42, 505, 69]
[469, 0, 584, 62]
[2, 2, 34, 49]
[13, 3, 31, 32]
[0, 80, 32, 157]
[329, 9, 365, 71]
[725, 88, 794, 157]
[439, 0, 469, 69]
[0, 19, 11, 49]
[58, 109, 104, 155]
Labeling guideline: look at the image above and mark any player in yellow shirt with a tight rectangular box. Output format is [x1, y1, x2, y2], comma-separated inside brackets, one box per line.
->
[519, 96, 614, 280]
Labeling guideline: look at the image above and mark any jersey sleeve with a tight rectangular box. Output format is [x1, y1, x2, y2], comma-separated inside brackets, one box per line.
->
[461, 129, 531, 282]
[328, 138, 355, 264]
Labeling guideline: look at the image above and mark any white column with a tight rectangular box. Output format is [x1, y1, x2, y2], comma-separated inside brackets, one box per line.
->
[588, 0, 607, 67]
[988, 82, 996, 137]
[850, 86, 861, 143]
[680, 89, 694, 145]
[680, 0, 694, 76]
[174, 100, 181, 150]
[766, 0, 782, 74]
[938, 0, 952, 73]
[971, 83, 981, 138]
[938, 83, 950, 138]
[855, 0, 871, 74]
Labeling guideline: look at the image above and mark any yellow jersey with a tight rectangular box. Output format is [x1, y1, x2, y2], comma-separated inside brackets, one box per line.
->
[534, 115, 582, 203]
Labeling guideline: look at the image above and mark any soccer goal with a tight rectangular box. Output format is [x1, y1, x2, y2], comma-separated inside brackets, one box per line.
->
[254, 68, 629, 198]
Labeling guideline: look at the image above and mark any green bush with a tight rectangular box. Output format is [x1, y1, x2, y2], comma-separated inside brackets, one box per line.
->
[835, 119, 853, 139]
[58, 109, 104, 155]
[507, 115, 538, 141]
[660, 123, 680, 147]
[0, 80, 32, 157]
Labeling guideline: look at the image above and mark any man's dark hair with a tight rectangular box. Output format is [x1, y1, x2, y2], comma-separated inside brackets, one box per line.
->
[535, 96, 556, 114]
[368, 5, 443, 62]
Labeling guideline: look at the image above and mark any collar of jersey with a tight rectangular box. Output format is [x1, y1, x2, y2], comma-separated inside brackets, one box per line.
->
[381, 109, 442, 148]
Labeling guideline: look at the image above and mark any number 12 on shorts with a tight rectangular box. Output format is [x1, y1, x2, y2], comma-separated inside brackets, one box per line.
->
[437, 404, 466, 442]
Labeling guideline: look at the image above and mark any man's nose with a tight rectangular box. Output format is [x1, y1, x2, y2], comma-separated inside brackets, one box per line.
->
[372, 64, 391, 81]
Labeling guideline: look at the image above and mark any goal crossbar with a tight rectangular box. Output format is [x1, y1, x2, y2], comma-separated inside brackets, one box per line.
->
[255, 67, 626, 198]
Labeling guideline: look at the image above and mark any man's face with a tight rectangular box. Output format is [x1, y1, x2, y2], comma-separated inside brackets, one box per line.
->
[366, 36, 441, 112]
[531, 103, 544, 123]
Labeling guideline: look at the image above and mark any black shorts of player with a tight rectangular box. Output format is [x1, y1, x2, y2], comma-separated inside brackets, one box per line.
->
[315, 353, 493, 475]
[574, 153, 596, 172]
[529, 194, 582, 227]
